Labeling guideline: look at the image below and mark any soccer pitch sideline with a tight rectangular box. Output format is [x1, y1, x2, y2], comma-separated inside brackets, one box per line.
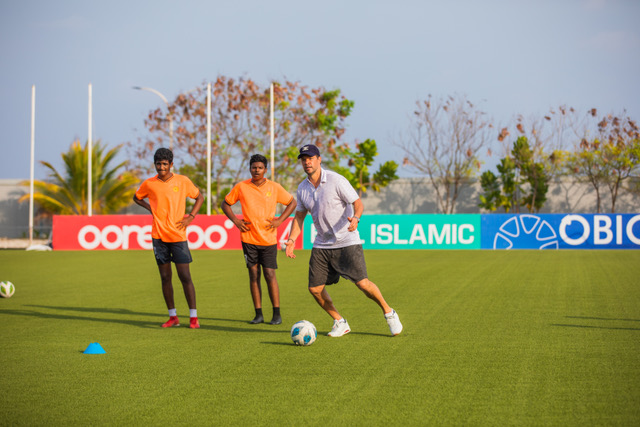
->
[1, 249, 639, 426]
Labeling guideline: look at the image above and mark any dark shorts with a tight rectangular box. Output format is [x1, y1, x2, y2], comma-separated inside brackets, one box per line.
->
[242, 242, 278, 269]
[152, 239, 192, 265]
[308, 245, 368, 287]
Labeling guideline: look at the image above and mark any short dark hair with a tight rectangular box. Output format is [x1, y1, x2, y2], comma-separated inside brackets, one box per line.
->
[154, 148, 173, 163]
[250, 154, 268, 167]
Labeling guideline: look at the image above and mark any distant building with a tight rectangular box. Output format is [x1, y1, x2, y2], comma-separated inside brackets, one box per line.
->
[0, 179, 36, 238]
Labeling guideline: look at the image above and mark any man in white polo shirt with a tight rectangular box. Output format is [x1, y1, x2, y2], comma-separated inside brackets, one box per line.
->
[284, 144, 403, 337]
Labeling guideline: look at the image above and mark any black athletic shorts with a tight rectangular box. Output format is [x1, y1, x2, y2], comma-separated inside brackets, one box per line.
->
[242, 242, 278, 269]
[152, 239, 192, 265]
[308, 245, 368, 287]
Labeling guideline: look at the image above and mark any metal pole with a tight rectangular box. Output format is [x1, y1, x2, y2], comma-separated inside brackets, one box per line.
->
[132, 86, 174, 150]
[88, 83, 92, 217]
[270, 83, 275, 181]
[207, 82, 212, 215]
[29, 85, 35, 244]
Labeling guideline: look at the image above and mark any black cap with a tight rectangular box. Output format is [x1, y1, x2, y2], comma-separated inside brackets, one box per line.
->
[297, 144, 321, 159]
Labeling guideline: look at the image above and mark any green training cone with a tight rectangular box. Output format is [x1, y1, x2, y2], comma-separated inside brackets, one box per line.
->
[83, 342, 106, 354]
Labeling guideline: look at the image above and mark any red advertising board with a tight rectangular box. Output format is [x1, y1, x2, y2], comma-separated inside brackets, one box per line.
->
[52, 215, 299, 251]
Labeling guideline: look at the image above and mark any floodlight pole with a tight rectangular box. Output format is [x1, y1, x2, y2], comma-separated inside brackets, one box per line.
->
[206, 82, 212, 216]
[132, 86, 174, 150]
[270, 83, 275, 181]
[29, 85, 36, 244]
[88, 83, 93, 217]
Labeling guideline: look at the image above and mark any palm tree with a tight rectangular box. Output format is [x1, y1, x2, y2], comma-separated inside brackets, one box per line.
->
[21, 140, 139, 215]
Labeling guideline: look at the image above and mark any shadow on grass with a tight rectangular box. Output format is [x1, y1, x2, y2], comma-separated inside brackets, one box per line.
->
[347, 331, 394, 338]
[290, 330, 391, 338]
[551, 324, 640, 331]
[1, 305, 287, 334]
[9, 305, 397, 336]
[260, 329, 394, 347]
[261, 341, 295, 346]
[564, 315, 640, 322]
[552, 316, 640, 331]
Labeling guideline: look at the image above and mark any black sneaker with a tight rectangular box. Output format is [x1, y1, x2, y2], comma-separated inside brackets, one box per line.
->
[250, 314, 264, 324]
[268, 315, 282, 325]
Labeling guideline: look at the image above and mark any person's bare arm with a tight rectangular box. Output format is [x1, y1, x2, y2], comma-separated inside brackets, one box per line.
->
[133, 195, 151, 213]
[284, 209, 307, 259]
[347, 198, 364, 232]
[221, 200, 250, 232]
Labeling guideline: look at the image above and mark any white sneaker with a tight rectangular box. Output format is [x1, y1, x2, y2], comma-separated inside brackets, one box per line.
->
[385, 309, 403, 336]
[327, 318, 351, 337]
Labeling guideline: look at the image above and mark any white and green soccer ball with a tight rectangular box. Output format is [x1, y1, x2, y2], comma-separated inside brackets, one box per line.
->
[290, 320, 317, 346]
[0, 281, 15, 298]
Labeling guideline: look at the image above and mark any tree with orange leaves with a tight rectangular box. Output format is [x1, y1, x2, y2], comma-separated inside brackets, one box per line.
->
[130, 77, 355, 213]
[564, 112, 640, 213]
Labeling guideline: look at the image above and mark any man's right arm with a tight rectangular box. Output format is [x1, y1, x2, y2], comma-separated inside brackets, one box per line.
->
[285, 209, 307, 259]
[133, 195, 151, 213]
[222, 200, 250, 232]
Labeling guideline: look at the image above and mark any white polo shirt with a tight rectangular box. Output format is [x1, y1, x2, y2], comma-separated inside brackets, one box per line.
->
[296, 168, 362, 249]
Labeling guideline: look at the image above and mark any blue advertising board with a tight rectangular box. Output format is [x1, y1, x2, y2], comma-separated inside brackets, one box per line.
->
[481, 214, 640, 250]
[299, 213, 640, 250]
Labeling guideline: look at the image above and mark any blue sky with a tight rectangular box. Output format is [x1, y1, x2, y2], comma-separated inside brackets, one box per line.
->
[1, 0, 639, 180]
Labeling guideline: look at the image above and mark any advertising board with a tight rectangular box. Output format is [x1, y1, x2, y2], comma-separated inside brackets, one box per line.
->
[52, 213, 640, 250]
[52, 215, 297, 250]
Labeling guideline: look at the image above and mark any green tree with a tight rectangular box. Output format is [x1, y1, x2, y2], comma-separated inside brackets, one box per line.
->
[20, 140, 139, 215]
[479, 137, 552, 213]
[478, 156, 516, 212]
[597, 114, 640, 212]
[332, 139, 399, 197]
[563, 112, 640, 213]
[511, 137, 552, 213]
[563, 139, 607, 213]
[131, 77, 357, 213]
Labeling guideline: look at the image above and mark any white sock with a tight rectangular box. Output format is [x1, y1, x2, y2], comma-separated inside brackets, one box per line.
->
[168, 309, 177, 317]
[190, 309, 197, 318]
[384, 309, 395, 318]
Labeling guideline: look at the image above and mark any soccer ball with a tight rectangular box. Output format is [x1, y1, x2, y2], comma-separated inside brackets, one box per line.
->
[290, 320, 317, 346]
[0, 281, 15, 298]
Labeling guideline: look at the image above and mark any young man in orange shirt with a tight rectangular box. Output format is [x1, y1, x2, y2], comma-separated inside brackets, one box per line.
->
[134, 148, 204, 329]
[222, 154, 297, 325]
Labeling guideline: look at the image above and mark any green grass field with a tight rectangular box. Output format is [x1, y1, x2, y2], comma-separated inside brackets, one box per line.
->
[1, 249, 639, 425]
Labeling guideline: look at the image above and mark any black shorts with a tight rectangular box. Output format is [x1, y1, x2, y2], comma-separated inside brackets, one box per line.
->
[152, 239, 192, 265]
[242, 242, 278, 269]
[308, 245, 368, 287]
